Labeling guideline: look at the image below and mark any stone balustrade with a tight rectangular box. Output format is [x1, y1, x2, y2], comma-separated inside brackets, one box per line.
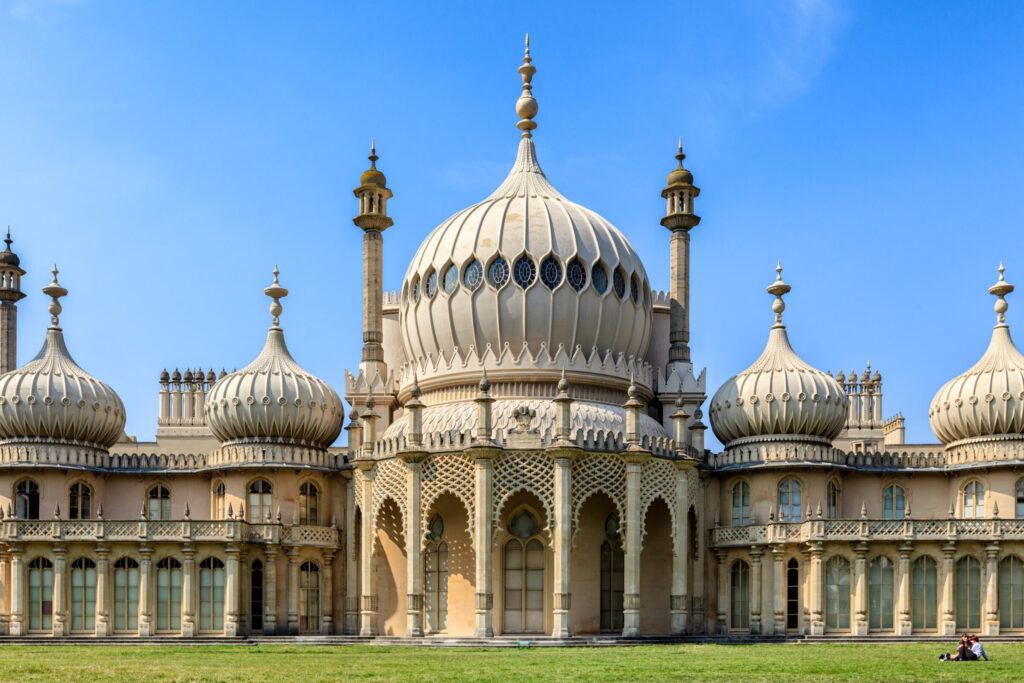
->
[711, 517, 1024, 547]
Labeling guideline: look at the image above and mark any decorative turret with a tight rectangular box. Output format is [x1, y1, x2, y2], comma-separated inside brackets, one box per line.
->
[661, 140, 701, 365]
[353, 141, 393, 381]
[0, 229, 26, 374]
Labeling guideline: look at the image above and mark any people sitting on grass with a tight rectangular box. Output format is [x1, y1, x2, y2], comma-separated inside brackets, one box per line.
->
[940, 634, 989, 661]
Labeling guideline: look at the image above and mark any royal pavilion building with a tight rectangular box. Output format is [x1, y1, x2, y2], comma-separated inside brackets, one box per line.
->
[0, 41, 1022, 640]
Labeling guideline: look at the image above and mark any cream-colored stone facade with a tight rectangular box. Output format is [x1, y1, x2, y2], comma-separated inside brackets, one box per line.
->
[0, 40, 1021, 641]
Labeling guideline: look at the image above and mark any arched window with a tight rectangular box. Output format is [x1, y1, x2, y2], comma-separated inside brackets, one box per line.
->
[251, 559, 264, 633]
[70, 558, 96, 632]
[213, 482, 226, 520]
[786, 558, 799, 630]
[955, 556, 982, 630]
[731, 482, 749, 526]
[16, 479, 39, 520]
[911, 556, 938, 630]
[730, 560, 750, 630]
[199, 557, 225, 631]
[113, 557, 139, 632]
[69, 482, 92, 520]
[424, 514, 448, 633]
[600, 513, 624, 632]
[868, 556, 894, 630]
[148, 485, 170, 521]
[999, 555, 1024, 630]
[503, 509, 543, 633]
[824, 556, 851, 630]
[299, 482, 319, 526]
[778, 479, 801, 522]
[1017, 480, 1024, 519]
[27, 557, 53, 631]
[299, 562, 320, 632]
[248, 480, 272, 523]
[826, 481, 839, 519]
[883, 485, 905, 520]
[156, 558, 182, 632]
[591, 263, 608, 295]
[962, 481, 984, 519]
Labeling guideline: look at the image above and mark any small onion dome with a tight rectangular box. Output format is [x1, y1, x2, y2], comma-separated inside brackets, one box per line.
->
[0, 229, 20, 268]
[666, 140, 694, 186]
[160, 369, 170, 382]
[930, 264, 1024, 445]
[172, 368, 181, 382]
[359, 142, 387, 187]
[206, 369, 216, 383]
[709, 265, 848, 448]
[206, 267, 344, 449]
[0, 266, 125, 450]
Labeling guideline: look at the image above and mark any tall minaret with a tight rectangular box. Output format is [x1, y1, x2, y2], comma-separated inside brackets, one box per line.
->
[661, 141, 700, 365]
[353, 142, 393, 380]
[0, 229, 26, 374]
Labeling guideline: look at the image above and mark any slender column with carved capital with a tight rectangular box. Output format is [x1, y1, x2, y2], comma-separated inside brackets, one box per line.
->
[181, 546, 196, 637]
[8, 547, 23, 636]
[0, 553, 9, 635]
[321, 551, 335, 635]
[661, 142, 700, 365]
[93, 547, 109, 637]
[941, 544, 956, 635]
[138, 547, 153, 636]
[985, 543, 1000, 635]
[52, 547, 67, 637]
[750, 548, 763, 634]
[896, 544, 912, 635]
[670, 462, 690, 634]
[357, 463, 378, 636]
[263, 548, 278, 635]
[286, 548, 299, 635]
[353, 144, 393, 380]
[622, 449, 649, 637]
[343, 473, 358, 634]
[772, 546, 786, 634]
[715, 550, 728, 633]
[549, 448, 577, 638]
[853, 543, 868, 635]
[470, 446, 499, 637]
[808, 543, 824, 636]
[224, 547, 240, 637]
[400, 452, 426, 637]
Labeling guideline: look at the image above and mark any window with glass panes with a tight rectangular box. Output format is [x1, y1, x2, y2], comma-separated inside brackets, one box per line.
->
[883, 485, 905, 520]
[148, 486, 170, 520]
[731, 482, 749, 526]
[424, 514, 448, 633]
[70, 558, 96, 632]
[248, 480, 272, 523]
[911, 556, 938, 630]
[825, 556, 851, 630]
[69, 482, 91, 520]
[251, 559, 264, 632]
[599, 513, 624, 631]
[778, 479, 801, 522]
[299, 562, 320, 632]
[156, 557, 182, 632]
[214, 482, 225, 520]
[826, 481, 839, 519]
[868, 556, 894, 630]
[299, 482, 319, 525]
[199, 558, 225, 631]
[962, 482, 984, 519]
[1000, 555, 1024, 630]
[28, 557, 53, 631]
[955, 556, 982, 630]
[730, 560, 750, 630]
[113, 557, 139, 631]
[503, 509, 544, 633]
[16, 479, 39, 519]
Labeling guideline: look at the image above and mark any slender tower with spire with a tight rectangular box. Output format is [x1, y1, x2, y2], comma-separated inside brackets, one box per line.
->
[0, 229, 26, 374]
[661, 141, 701, 366]
[353, 141, 393, 381]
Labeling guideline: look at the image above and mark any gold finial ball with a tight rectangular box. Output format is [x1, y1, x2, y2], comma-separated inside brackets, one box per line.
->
[48, 299, 62, 323]
[772, 298, 786, 316]
[996, 298, 1009, 316]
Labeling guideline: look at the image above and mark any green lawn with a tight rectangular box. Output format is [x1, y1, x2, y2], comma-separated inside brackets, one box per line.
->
[0, 642, 1018, 681]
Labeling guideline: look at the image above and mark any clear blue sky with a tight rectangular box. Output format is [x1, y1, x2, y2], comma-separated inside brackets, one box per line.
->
[2, 1, 1023, 448]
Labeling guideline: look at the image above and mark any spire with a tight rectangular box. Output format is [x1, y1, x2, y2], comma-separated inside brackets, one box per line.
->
[767, 262, 791, 327]
[4, 227, 11, 251]
[990, 262, 1013, 326]
[42, 265, 68, 330]
[264, 265, 288, 329]
[516, 34, 538, 138]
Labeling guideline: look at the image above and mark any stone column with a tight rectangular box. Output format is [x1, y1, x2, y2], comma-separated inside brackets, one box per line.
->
[7, 547, 23, 636]
[470, 447, 499, 637]
[238, 553, 249, 635]
[550, 449, 576, 638]
[853, 543, 868, 635]
[263, 547, 278, 635]
[896, 543, 912, 635]
[622, 451, 649, 637]
[749, 548, 763, 634]
[52, 547, 67, 637]
[941, 543, 956, 635]
[181, 546, 196, 637]
[224, 546, 240, 637]
[287, 548, 299, 635]
[670, 463, 690, 634]
[772, 546, 786, 634]
[400, 452, 425, 637]
[693, 479, 706, 632]
[321, 551, 335, 635]
[138, 547, 154, 636]
[0, 553, 9, 635]
[343, 473, 358, 634]
[95, 546, 110, 637]
[808, 543, 824, 636]
[985, 543, 1000, 635]
[715, 550, 729, 634]
[356, 464, 378, 636]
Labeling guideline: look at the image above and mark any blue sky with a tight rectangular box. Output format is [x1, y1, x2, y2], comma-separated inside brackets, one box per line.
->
[1, 0, 1023, 448]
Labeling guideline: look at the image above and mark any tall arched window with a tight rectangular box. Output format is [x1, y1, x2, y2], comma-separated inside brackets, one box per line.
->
[731, 482, 749, 526]
[213, 482, 225, 520]
[962, 481, 984, 519]
[199, 557, 225, 631]
[16, 479, 39, 519]
[250, 559, 264, 632]
[299, 561, 320, 632]
[148, 486, 170, 520]
[883, 485, 905, 520]
[299, 482, 319, 525]
[27, 557, 53, 631]
[826, 481, 839, 519]
[955, 556, 982, 630]
[503, 509, 544, 633]
[600, 513, 624, 632]
[999, 555, 1024, 630]
[824, 556, 851, 630]
[730, 560, 750, 630]
[911, 556, 938, 630]
[70, 558, 96, 632]
[868, 556, 894, 630]
[248, 480, 272, 523]
[1017, 480, 1024, 519]
[424, 514, 448, 633]
[69, 482, 92, 520]
[786, 558, 799, 630]
[113, 557, 139, 632]
[156, 557, 182, 632]
[778, 479, 801, 522]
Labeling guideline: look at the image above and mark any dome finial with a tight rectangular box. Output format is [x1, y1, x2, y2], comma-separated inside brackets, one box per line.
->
[3, 227, 11, 251]
[766, 262, 791, 327]
[990, 262, 1014, 325]
[516, 34, 538, 138]
[369, 138, 378, 170]
[676, 138, 685, 167]
[264, 265, 289, 329]
[42, 264, 68, 330]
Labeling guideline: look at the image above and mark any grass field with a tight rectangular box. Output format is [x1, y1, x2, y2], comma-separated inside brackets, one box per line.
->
[0, 642, 1019, 681]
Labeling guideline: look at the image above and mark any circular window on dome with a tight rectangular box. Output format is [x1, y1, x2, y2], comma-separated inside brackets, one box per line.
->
[592, 263, 608, 294]
[425, 270, 438, 297]
[566, 257, 587, 292]
[411, 276, 421, 302]
[509, 509, 539, 539]
[613, 268, 626, 299]
[488, 256, 509, 288]
[463, 259, 483, 291]
[513, 255, 536, 288]
[442, 264, 458, 295]
[630, 275, 639, 304]
[540, 256, 563, 290]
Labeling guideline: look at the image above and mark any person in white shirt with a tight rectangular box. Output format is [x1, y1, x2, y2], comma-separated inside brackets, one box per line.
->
[970, 635, 990, 661]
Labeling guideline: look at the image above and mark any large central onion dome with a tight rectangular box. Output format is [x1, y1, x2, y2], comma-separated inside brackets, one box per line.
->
[206, 268, 344, 450]
[930, 265, 1024, 446]
[0, 267, 125, 451]
[709, 266, 848, 448]
[400, 39, 653, 389]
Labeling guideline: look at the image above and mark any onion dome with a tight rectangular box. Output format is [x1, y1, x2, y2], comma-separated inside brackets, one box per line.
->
[666, 139, 694, 186]
[401, 37, 653, 385]
[0, 266, 125, 451]
[709, 265, 848, 448]
[0, 229, 20, 268]
[172, 368, 181, 382]
[206, 267, 344, 450]
[160, 369, 170, 382]
[206, 369, 216, 383]
[929, 264, 1024, 446]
